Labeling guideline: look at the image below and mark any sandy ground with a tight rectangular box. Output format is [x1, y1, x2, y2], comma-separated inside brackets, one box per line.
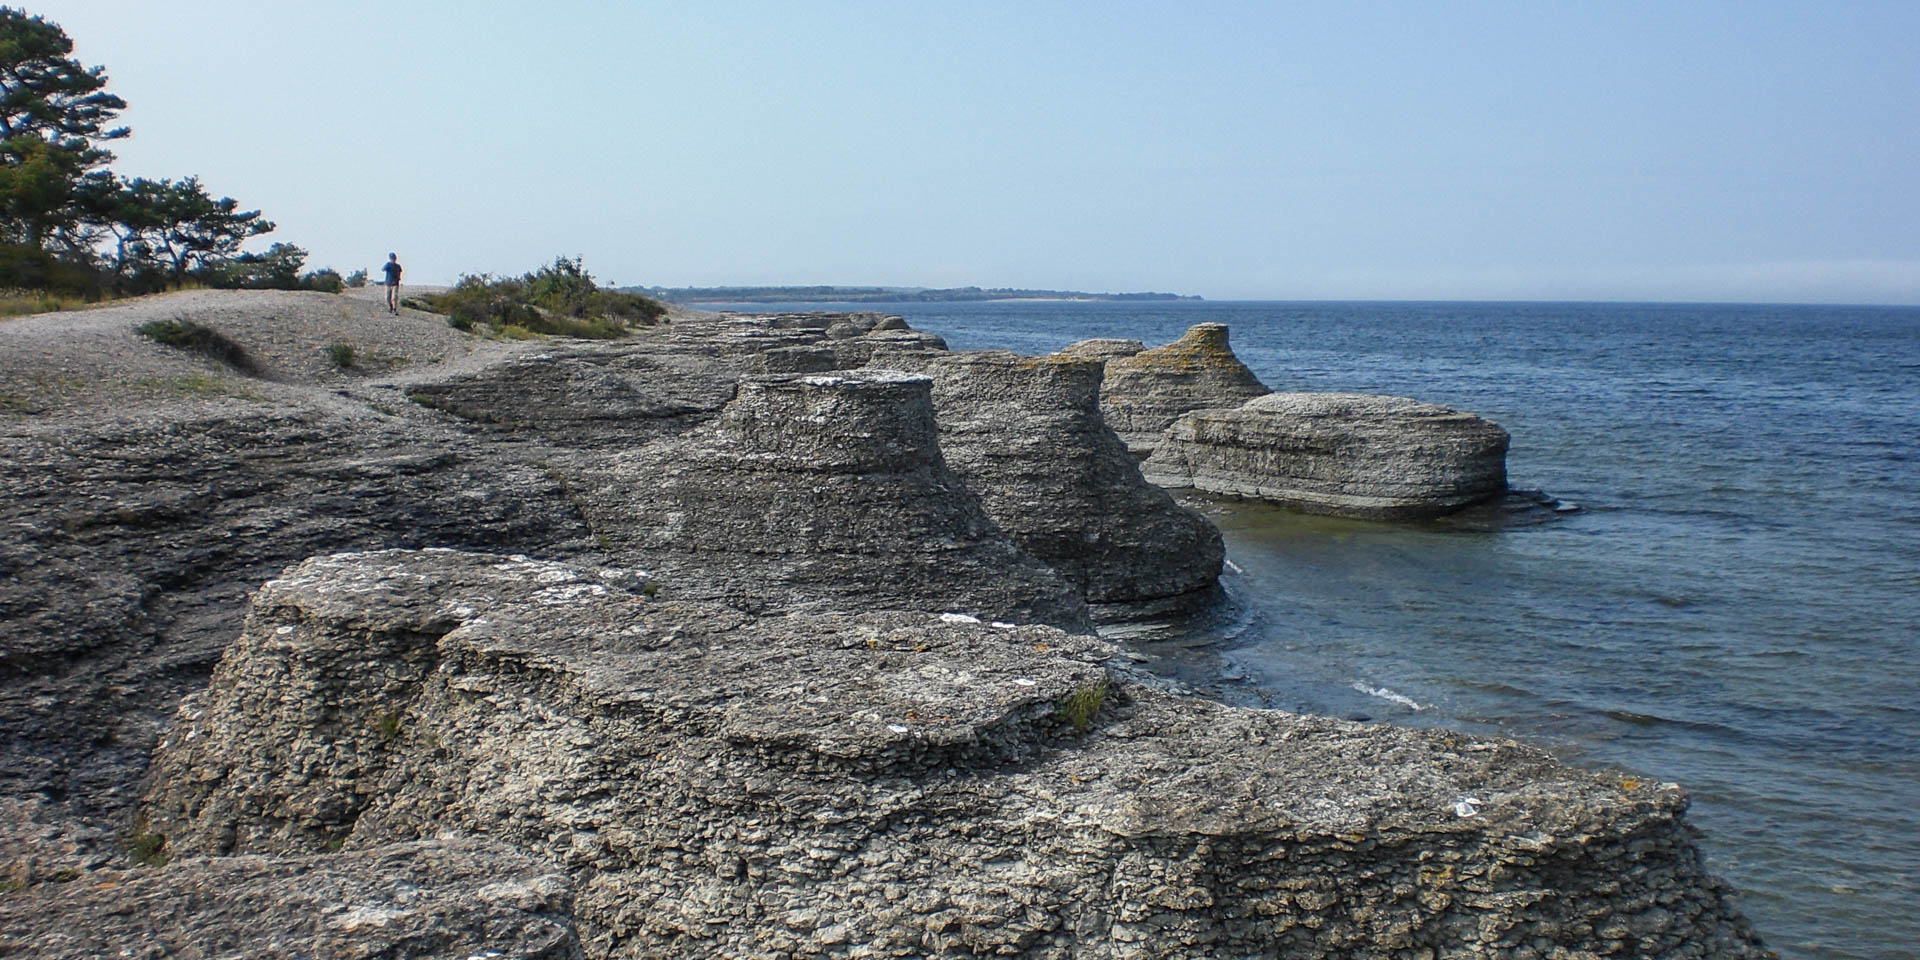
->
[1, 288, 535, 427]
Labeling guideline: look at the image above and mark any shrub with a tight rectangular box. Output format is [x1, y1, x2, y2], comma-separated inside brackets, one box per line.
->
[127, 831, 169, 867]
[301, 268, 345, 293]
[345, 268, 368, 288]
[326, 342, 356, 368]
[414, 256, 667, 340]
[136, 318, 257, 373]
[1056, 679, 1110, 733]
[0, 243, 103, 298]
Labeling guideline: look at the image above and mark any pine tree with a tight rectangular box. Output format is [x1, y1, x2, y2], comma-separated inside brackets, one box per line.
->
[0, 6, 127, 249]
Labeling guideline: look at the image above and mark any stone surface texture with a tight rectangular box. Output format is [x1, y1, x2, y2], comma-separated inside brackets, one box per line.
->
[1143, 392, 1511, 520]
[1093, 323, 1270, 455]
[2, 289, 1767, 958]
[925, 351, 1223, 619]
[0, 838, 581, 959]
[142, 550, 1769, 960]
[576, 371, 1092, 630]
[1056, 337, 1145, 360]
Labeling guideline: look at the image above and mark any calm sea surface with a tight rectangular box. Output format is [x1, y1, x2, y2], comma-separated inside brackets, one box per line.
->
[721, 299, 1920, 959]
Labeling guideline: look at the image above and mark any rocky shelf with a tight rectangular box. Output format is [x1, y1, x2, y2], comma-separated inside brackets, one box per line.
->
[0, 290, 1763, 957]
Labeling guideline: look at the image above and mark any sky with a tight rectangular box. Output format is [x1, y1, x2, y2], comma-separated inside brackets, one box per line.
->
[27, 1, 1920, 303]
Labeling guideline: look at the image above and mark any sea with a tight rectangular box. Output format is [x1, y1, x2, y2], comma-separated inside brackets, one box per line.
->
[713, 299, 1919, 960]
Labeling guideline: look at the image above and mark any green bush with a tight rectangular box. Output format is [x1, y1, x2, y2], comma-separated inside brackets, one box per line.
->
[345, 268, 368, 288]
[1056, 679, 1110, 733]
[326, 342, 356, 368]
[0, 243, 103, 298]
[127, 831, 169, 867]
[136, 318, 257, 373]
[302, 268, 345, 293]
[415, 256, 667, 340]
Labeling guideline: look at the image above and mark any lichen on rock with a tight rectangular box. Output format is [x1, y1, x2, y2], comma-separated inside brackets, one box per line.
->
[1091, 323, 1270, 456]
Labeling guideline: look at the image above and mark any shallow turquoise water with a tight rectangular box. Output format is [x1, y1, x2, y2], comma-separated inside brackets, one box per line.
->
[722, 299, 1920, 959]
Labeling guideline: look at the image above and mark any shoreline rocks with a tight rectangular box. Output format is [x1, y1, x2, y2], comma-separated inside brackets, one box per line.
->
[926, 351, 1223, 620]
[1, 290, 1764, 958]
[1144, 392, 1512, 521]
[0, 838, 581, 959]
[577, 371, 1092, 631]
[140, 549, 1771, 960]
[1090, 323, 1269, 456]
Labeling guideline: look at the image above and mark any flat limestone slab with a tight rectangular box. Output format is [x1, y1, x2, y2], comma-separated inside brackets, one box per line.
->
[1143, 392, 1510, 520]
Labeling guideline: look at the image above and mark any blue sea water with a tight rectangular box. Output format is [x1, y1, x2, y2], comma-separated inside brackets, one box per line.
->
[722, 299, 1920, 959]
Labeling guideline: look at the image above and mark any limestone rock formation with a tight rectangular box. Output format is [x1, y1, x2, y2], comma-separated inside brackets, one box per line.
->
[405, 344, 745, 448]
[1143, 392, 1511, 520]
[1095, 323, 1270, 455]
[143, 549, 1769, 960]
[925, 351, 1223, 620]
[577, 371, 1091, 630]
[0, 839, 581, 959]
[0, 408, 594, 821]
[406, 314, 947, 446]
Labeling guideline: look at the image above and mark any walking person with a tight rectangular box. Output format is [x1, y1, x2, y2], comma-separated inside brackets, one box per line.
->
[382, 253, 403, 314]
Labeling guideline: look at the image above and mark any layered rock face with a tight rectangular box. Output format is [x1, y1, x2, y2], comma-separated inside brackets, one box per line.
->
[0, 408, 593, 818]
[577, 371, 1091, 630]
[925, 351, 1223, 619]
[0, 839, 581, 960]
[1094, 323, 1270, 455]
[1143, 393, 1512, 520]
[405, 345, 745, 448]
[404, 314, 948, 447]
[141, 550, 1769, 960]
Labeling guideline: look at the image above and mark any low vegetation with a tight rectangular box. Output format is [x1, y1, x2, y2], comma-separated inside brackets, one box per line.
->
[1056, 678, 1110, 733]
[135, 318, 257, 373]
[417, 256, 666, 340]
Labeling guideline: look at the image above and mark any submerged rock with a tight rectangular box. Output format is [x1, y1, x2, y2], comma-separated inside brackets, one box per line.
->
[1095, 323, 1269, 456]
[1143, 392, 1511, 520]
[142, 549, 1771, 960]
[577, 371, 1091, 630]
[926, 351, 1223, 620]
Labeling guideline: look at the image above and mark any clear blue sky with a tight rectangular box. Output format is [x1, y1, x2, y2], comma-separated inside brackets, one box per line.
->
[31, 1, 1920, 302]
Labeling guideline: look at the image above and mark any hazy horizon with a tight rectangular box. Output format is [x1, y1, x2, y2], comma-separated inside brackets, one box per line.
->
[30, 1, 1920, 305]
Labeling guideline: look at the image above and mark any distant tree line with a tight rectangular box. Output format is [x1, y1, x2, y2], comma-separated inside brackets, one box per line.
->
[628, 285, 1201, 304]
[0, 6, 339, 300]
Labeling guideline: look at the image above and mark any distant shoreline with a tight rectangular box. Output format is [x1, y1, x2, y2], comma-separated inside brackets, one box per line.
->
[625, 285, 1202, 305]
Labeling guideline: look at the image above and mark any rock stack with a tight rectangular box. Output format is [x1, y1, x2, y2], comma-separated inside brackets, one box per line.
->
[578, 371, 1090, 630]
[137, 549, 1772, 960]
[1092, 323, 1270, 456]
[1143, 392, 1511, 521]
[926, 351, 1222, 620]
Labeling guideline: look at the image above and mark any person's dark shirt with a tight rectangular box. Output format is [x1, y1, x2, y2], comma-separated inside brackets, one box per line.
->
[382, 260, 402, 284]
